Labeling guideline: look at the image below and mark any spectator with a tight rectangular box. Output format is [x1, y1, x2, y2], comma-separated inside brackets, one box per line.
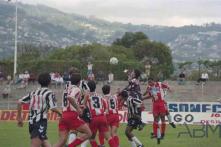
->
[140, 72, 147, 84]
[28, 73, 36, 84]
[96, 70, 105, 83]
[178, 72, 186, 85]
[197, 71, 209, 84]
[108, 72, 114, 84]
[62, 72, 69, 84]
[23, 71, 30, 86]
[87, 62, 93, 75]
[88, 72, 95, 81]
[2, 83, 11, 99]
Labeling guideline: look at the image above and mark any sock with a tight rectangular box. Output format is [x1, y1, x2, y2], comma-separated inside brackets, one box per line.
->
[114, 135, 119, 146]
[99, 132, 105, 145]
[68, 138, 84, 147]
[130, 141, 137, 147]
[153, 121, 158, 136]
[108, 137, 116, 147]
[167, 114, 172, 123]
[131, 136, 142, 146]
[90, 140, 98, 147]
[81, 140, 89, 147]
[157, 127, 161, 139]
[161, 122, 166, 134]
[67, 133, 77, 145]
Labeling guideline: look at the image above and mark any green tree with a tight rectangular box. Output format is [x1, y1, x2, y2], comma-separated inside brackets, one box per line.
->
[113, 32, 148, 48]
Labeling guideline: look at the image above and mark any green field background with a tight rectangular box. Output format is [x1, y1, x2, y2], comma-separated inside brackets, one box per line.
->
[0, 122, 220, 147]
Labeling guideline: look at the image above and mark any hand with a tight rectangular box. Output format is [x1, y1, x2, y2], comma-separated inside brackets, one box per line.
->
[77, 108, 83, 116]
[17, 117, 23, 127]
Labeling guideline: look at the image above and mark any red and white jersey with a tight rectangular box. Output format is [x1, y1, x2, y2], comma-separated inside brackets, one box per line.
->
[86, 92, 106, 117]
[62, 84, 81, 112]
[104, 94, 118, 115]
[147, 82, 169, 102]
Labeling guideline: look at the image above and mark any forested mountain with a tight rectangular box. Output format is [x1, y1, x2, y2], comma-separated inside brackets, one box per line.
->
[0, 1, 220, 62]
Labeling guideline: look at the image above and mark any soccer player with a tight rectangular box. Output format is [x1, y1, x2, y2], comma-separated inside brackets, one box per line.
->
[118, 90, 144, 147]
[85, 80, 116, 147]
[17, 73, 62, 147]
[143, 78, 173, 144]
[102, 84, 120, 147]
[125, 69, 141, 94]
[143, 78, 176, 129]
[124, 69, 145, 130]
[54, 73, 92, 147]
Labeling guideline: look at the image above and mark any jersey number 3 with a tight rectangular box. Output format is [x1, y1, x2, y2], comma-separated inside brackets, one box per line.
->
[92, 97, 100, 108]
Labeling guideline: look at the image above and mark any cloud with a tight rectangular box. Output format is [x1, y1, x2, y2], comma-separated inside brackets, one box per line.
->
[20, 0, 221, 26]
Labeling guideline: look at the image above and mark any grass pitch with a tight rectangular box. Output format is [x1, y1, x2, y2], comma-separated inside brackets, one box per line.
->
[0, 122, 220, 147]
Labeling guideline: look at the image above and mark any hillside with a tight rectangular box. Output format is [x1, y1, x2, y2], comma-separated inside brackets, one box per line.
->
[0, 1, 221, 61]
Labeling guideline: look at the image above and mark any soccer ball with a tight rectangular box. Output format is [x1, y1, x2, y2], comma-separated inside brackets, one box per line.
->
[110, 57, 118, 65]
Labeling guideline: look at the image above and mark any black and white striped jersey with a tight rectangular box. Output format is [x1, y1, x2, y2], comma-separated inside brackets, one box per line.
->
[126, 95, 142, 118]
[19, 88, 57, 124]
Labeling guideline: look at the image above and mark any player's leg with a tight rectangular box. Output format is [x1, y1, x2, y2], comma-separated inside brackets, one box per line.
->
[98, 132, 105, 147]
[125, 119, 143, 147]
[67, 131, 77, 145]
[164, 102, 176, 128]
[111, 125, 119, 147]
[89, 119, 99, 147]
[99, 117, 116, 147]
[103, 131, 116, 147]
[31, 137, 43, 147]
[89, 129, 98, 147]
[69, 123, 92, 147]
[166, 110, 176, 128]
[53, 130, 69, 147]
[109, 114, 120, 147]
[42, 140, 52, 147]
[152, 114, 159, 138]
[160, 114, 166, 139]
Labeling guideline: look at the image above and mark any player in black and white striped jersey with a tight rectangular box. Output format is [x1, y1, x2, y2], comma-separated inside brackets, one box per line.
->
[17, 73, 62, 147]
[118, 90, 144, 147]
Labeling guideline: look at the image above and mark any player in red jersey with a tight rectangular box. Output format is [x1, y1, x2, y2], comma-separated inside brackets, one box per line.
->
[144, 78, 176, 129]
[54, 73, 92, 147]
[85, 80, 116, 147]
[143, 78, 173, 144]
[102, 85, 120, 147]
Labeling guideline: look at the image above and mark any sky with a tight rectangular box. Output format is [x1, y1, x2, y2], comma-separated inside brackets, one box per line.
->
[19, 0, 221, 26]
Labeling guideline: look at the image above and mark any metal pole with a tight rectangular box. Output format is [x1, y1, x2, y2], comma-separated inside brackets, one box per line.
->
[14, 0, 18, 79]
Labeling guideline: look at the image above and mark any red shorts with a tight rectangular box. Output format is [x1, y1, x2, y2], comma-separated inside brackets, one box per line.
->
[89, 115, 109, 134]
[152, 100, 167, 116]
[106, 114, 120, 127]
[59, 111, 85, 131]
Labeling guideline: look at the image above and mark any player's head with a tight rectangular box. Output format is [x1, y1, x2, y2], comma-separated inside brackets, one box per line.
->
[38, 73, 51, 87]
[70, 73, 81, 85]
[87, 80, 96, 92]
[148, 77, 154, 85]
[102, 85, 110, 95]
[133, 69, 141, 79]
[118, 90, 128, 100]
